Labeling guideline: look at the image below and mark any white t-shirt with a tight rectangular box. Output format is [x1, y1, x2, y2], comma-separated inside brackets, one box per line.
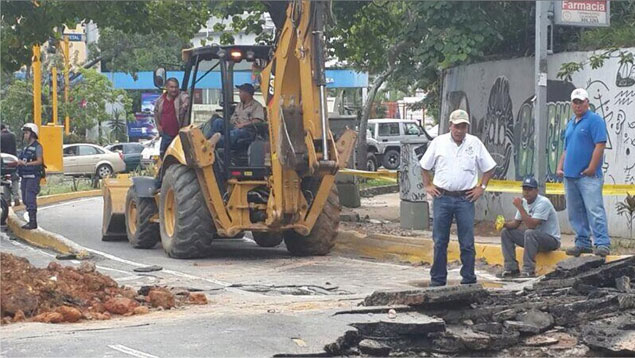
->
[419, 133, 497, 191]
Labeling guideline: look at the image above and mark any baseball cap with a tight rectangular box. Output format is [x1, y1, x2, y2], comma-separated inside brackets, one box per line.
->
[236, 83, 255, 95]
[449, 109, 470, 125]
[571, 88, 588, 101]
[521, 177, 538, 189]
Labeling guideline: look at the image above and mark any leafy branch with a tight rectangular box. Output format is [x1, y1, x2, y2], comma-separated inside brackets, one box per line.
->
[557, 49, 634, 81]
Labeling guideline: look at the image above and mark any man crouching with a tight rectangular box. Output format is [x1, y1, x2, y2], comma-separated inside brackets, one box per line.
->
[498, 177, 561, 278]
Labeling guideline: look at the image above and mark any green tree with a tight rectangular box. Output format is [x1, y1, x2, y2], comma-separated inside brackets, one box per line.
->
[63, 68, 133, 144]
[0, 79, 34, 135]
[1, 1, 212, 74]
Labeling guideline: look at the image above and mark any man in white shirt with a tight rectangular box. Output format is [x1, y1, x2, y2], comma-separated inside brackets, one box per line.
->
[498, 177, 561, 278]
[419, 109, 497, 286]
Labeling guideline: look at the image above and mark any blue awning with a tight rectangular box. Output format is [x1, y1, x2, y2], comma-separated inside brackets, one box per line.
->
[102, 70, 368, 90]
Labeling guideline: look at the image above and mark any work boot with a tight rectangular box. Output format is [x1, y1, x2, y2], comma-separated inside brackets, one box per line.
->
[496, 269, 520, 279]
[593, 246, 610, 257]
[565, 246, 592, 257]
[209, 133, 222, 147]
[21, 211, 37, 230]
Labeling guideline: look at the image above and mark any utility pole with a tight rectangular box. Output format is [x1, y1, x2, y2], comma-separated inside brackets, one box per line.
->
[32, 45, 42, 128]
[63, 36, 70, 135]
[534, 1, 550, 194]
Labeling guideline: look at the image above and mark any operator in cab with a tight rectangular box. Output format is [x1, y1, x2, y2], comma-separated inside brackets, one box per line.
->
[209, 83, 265, 150]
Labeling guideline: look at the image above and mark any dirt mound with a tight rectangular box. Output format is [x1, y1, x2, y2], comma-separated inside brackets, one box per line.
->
[0, 253, 208, 324]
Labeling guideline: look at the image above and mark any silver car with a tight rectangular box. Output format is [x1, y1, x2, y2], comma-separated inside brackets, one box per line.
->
[63, 143, 126, 179]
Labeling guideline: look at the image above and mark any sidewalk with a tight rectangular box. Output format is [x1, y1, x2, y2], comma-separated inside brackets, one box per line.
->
[343, 192, 576, 249]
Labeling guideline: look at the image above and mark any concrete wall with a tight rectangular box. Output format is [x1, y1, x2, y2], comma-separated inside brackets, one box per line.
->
[441, 48, 635, 238]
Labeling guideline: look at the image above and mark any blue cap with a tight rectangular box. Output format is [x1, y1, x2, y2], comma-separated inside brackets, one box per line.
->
[522, 177, 538, 189]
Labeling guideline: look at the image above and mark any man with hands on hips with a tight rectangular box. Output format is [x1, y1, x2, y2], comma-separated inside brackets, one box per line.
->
[419, 109, 497, 287]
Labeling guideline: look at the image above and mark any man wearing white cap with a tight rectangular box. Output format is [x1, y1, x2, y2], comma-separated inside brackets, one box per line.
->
[419, 109, 497, 286]
[556, 88, 610, 257]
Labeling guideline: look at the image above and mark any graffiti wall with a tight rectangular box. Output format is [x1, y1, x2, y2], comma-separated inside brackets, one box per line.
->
[441, 48, 635, 238]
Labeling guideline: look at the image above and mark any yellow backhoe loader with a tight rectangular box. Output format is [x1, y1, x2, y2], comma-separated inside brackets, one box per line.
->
[101, 0, 357, 258]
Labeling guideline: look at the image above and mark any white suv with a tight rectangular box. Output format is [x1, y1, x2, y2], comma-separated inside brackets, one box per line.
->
[366, 119, 431, 170]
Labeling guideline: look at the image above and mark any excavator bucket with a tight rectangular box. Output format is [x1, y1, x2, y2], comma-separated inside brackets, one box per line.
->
[101, 175, 133, 241]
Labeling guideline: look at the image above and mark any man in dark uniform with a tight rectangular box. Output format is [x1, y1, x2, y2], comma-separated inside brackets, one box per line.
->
[16, 123, 44, 230]
[1, 123, 20, 206]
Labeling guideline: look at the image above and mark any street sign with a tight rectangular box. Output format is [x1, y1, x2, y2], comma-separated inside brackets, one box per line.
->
[554, 0, 610, 27]
[64, 33, 83, 42]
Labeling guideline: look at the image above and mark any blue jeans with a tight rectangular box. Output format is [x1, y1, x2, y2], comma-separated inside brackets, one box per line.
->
[160, 133, 175, 158]
[211, 118, 255, 150]
[431, 194, 476, 285]
[564, 176, 610, 248]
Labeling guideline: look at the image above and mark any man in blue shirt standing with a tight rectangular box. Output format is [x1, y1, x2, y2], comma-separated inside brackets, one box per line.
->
[556, 88, 610, 257]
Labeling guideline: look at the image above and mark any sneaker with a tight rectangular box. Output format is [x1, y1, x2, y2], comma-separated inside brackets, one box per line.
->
[565, 246, 593, 257]
[593, 246, 610, 257]
[496, 269, 520, 279]
[520, 271, 536, 278]
[209, 133, 221, 147]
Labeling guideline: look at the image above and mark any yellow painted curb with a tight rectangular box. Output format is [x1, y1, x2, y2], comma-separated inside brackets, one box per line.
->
[8, 190, 101, 258]
[335, 230, 628, 275]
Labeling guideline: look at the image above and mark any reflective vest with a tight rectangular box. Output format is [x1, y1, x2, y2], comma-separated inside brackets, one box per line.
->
[18, 141, 42, 179]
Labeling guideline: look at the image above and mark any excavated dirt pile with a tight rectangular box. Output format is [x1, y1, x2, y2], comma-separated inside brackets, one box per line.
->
[0, 253, 208, 324]
[326, 256, 635, 357]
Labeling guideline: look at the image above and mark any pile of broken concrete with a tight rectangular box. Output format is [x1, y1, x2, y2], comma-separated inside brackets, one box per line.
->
[326, 256, 634, 357]
[0, 253, 208, 324]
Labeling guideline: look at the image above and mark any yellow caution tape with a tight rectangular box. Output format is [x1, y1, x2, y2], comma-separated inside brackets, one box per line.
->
[338, 170, 635, 196]
[487, 180, 635, 196]
[339, 169, 398, 181]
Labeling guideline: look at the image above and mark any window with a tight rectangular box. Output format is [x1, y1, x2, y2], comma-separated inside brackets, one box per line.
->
[63, 146, 77, 157]
[78, 145, 98, 156]
[404, 123, 421, 136]
[127, 144, 144, 154]
[368, 124, 376, 138]
[378, 123, 400, 136]
[109, 145, 123, 153]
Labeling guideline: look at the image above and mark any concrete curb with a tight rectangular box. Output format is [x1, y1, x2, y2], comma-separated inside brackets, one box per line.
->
[335, 230, 628, 275]
[7, 190, 101, 258]
[359, 184, 399, 198]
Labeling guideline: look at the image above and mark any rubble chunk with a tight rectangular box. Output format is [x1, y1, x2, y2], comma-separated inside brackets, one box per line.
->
[78, 262, 96, 273]
[363, 284, 488, 307]
[148, 288, 176, 309]
[351, 312, 446, 337]
[524, 334, 559, 347]
[188, 292, 208, 305]
[104, 297, 138, 315]
[616, 276, 632, 293]
[56, 306, 82, 323]
[358, 339, 391, 356]
[544, 256, 605, 279]
[582, 315, 635, 355]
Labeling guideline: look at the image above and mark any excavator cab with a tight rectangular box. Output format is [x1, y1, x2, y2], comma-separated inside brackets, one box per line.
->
[102, 0, 357, 259]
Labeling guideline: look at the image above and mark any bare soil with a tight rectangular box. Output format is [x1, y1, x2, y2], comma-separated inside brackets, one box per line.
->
[0, 253, 207, 324]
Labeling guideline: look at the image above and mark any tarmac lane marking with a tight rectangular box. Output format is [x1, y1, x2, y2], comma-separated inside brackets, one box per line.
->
[107, 344, 159, 358]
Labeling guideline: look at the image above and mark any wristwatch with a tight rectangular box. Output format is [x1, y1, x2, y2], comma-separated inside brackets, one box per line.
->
[480, 184, 487, 190]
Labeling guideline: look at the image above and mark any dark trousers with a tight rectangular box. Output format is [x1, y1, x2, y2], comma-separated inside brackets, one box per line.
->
[159, 133, 176, 158]
[20, 177, 40, 214]
[431, 194, 476, 286]
[211, 118, 255, 150]
[501, 228, 560, 273]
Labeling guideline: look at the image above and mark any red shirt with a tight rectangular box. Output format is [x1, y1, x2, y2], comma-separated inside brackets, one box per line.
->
[160, 96, 179, 136]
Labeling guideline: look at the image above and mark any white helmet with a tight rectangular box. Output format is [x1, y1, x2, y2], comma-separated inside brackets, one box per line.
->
[22, 123, 39, 138]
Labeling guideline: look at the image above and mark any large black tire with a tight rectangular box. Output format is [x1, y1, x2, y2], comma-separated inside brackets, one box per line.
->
[252, 232, 283, 248]
[382, 149, 400, 170]
[125, 189, 160, 249]
[159, 164, 216, 258]
[284, 185, 340, 256]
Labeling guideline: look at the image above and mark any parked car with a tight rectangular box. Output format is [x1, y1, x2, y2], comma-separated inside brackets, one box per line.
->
[366, 119, 432, 170]
[62, 143, 126, 179]
[105, 142, 144, 172]
[140, 137, 161, 169]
